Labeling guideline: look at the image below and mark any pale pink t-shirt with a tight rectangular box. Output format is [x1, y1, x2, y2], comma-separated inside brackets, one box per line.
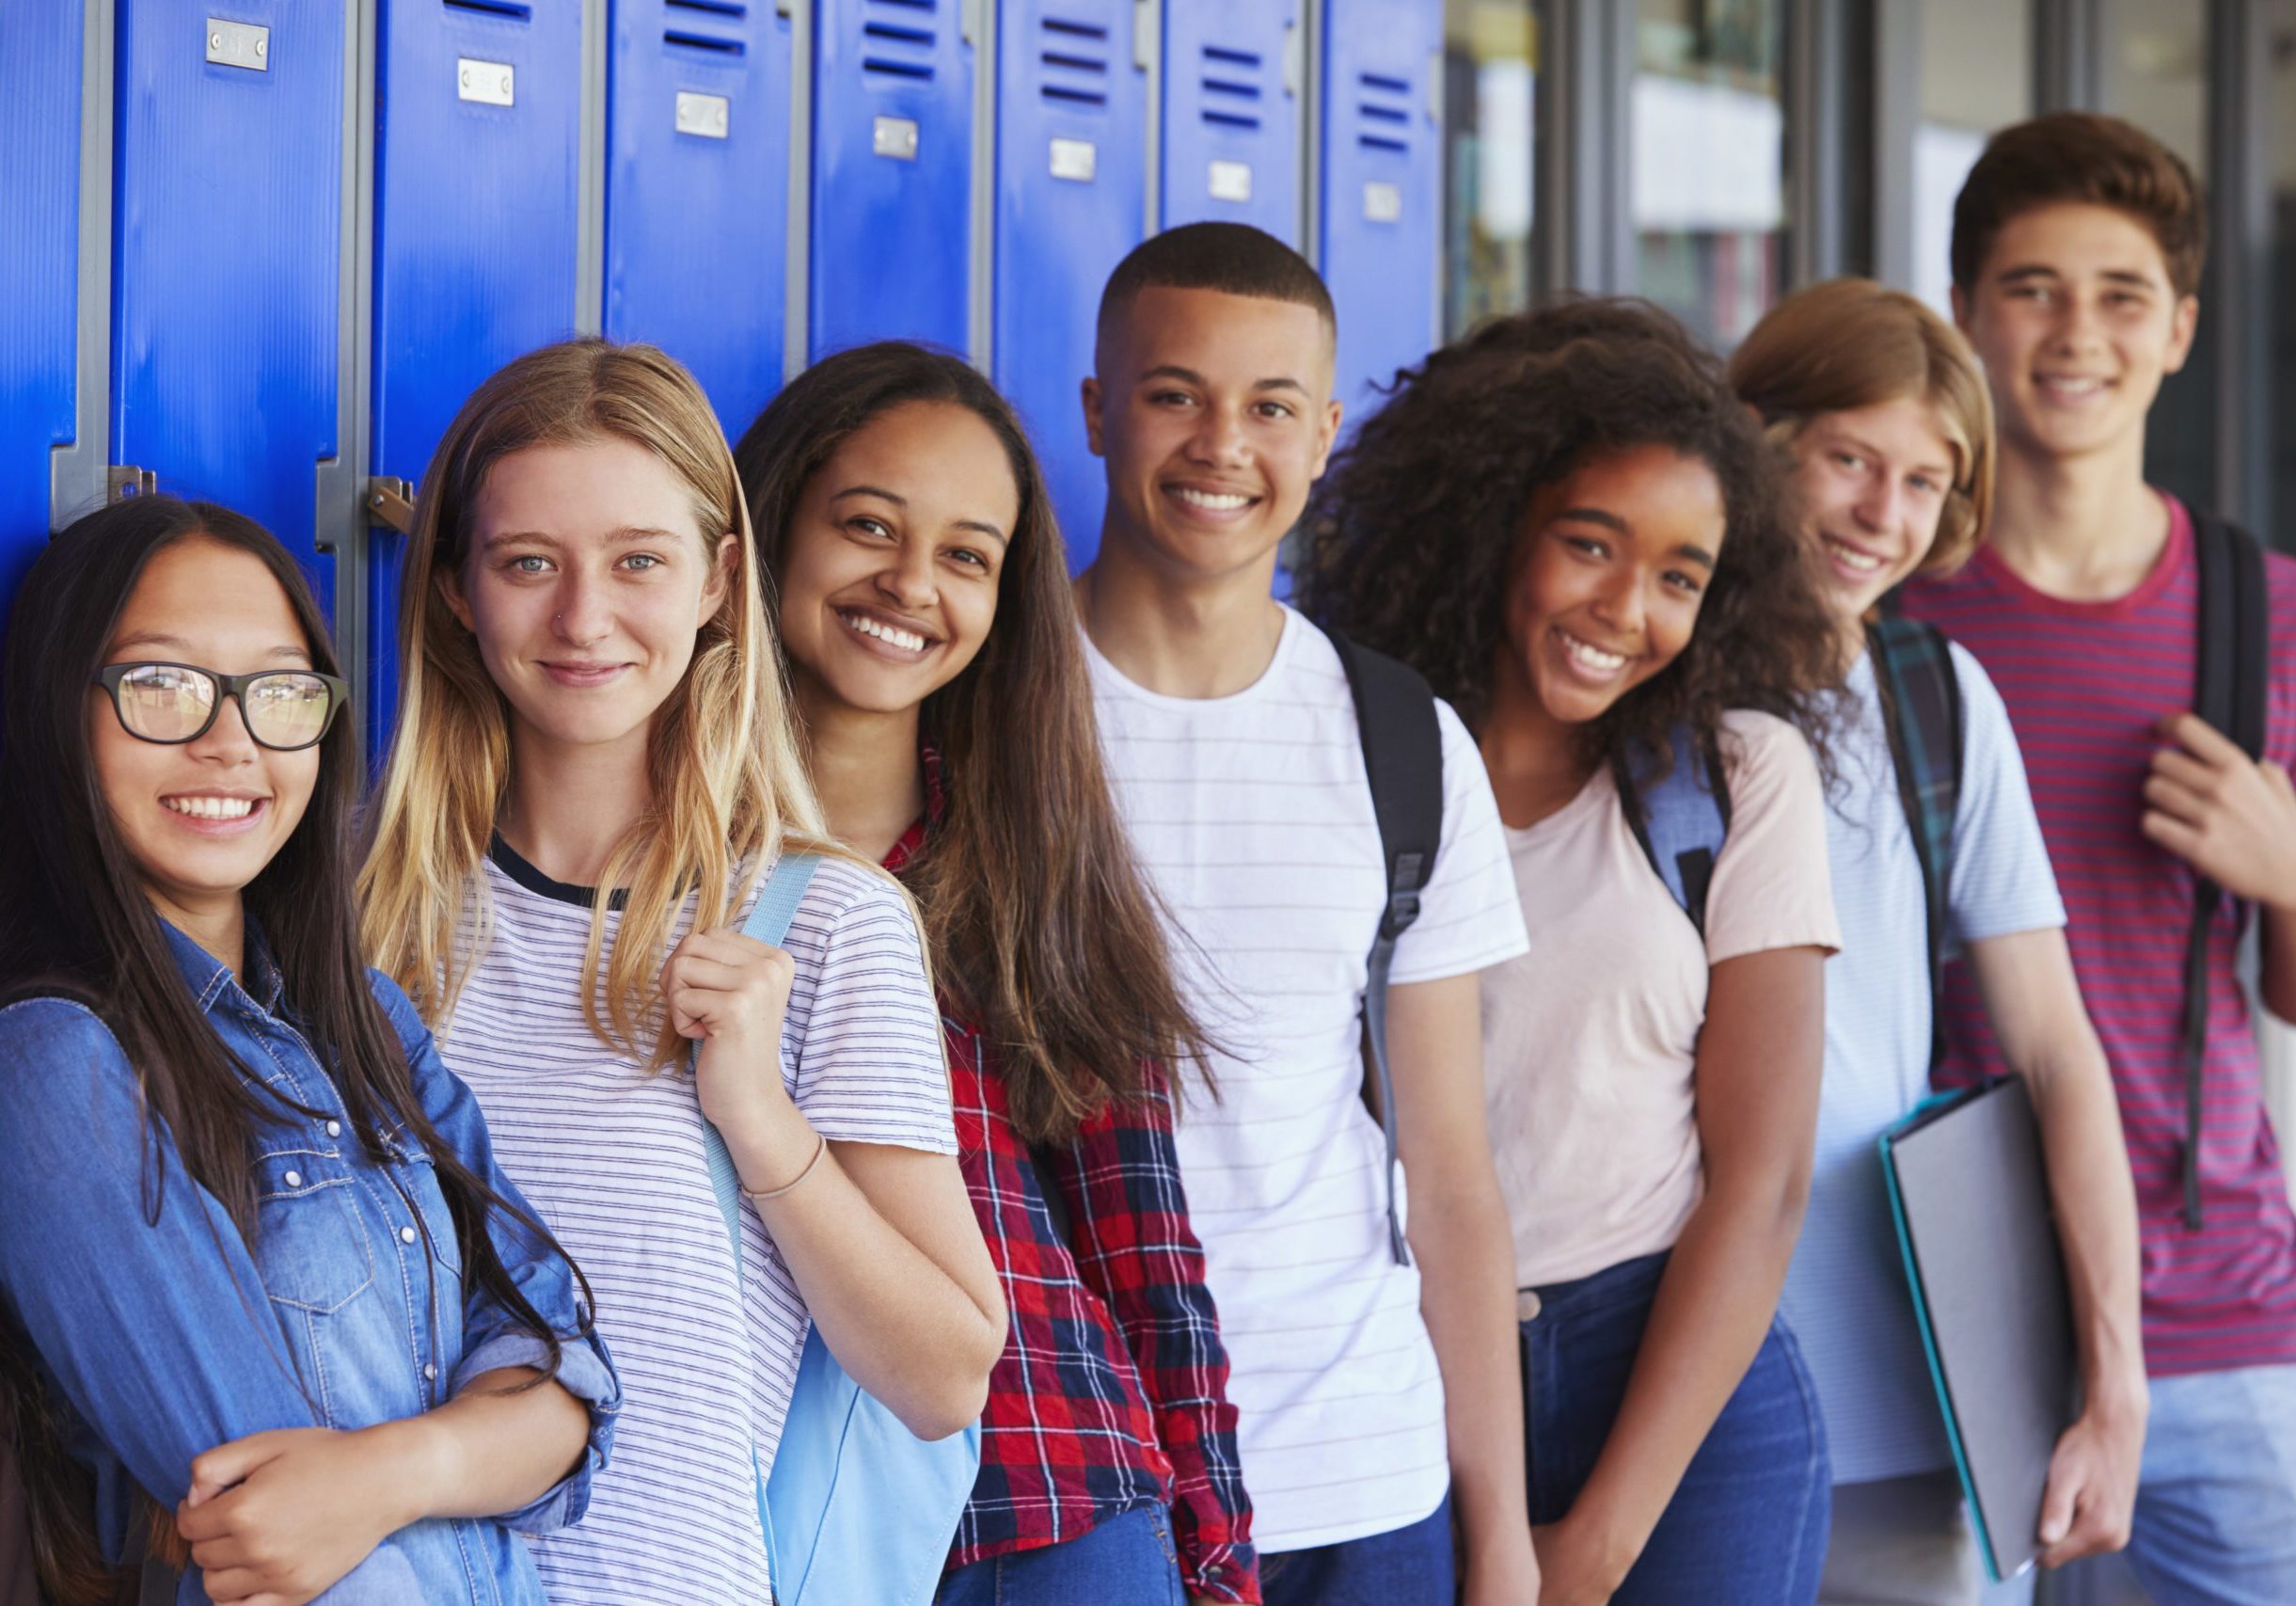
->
[1481, 709, 1839, 1288]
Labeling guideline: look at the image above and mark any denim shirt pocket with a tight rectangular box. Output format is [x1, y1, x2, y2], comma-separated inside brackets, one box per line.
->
[250, 1149, 375, 1314]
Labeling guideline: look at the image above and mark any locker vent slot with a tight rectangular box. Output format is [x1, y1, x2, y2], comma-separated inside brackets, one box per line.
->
[666, 0, 749, 13]
[1355, 69, 1413, 152]
[666, 28, 744, 54]
[1038, 16, 1110, 108]
[444, 0, 534, 17]
[863, 0, 939, 82]
[1198, 42, 1266, 130]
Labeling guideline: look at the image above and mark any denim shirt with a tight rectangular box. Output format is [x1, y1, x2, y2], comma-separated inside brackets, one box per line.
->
[0, 924, 620, 1605]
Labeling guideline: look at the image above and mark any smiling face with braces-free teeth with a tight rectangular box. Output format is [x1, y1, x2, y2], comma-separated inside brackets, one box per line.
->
[1785, 398, 1958, 623]
[90, 536, 322, 935]
[1955, 200, 2198, 469]
[775, 399, 1018, 721]
[1497, 444, 1726, 730]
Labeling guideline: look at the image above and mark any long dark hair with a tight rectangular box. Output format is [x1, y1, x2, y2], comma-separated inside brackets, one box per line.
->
[1297, 298, 1840, 775]
[0, 498, 586, 1603]
[736, 343, 1214, 1142]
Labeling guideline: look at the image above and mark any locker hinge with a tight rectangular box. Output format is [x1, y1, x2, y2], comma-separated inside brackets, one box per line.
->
[1132, 0, 1153, 72]
[775, 0, 791, 13]
[365, 477, 416, 535]
[107, 467, 157, 503]
[1283, 21, 1303, 99]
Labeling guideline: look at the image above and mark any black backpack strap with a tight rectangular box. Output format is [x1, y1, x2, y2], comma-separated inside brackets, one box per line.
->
[1612, 726, 1732, 940]
[1867, 616, 1965, 1074]
[1323, 625, 1444, 1267]
[2181, 517, 2271, 1229]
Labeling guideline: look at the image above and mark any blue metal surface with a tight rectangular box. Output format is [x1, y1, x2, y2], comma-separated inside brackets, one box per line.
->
[605, 0, 793, 434]
[1160, 0, 1298, 244]
[810, 0, 974, 358]
[993, 0, 1144, 570]
[113, 0, 344, 580]
[1319, 0, 1439, 428]
[371, 0, 583, 745]
[0, 0, 82, 601]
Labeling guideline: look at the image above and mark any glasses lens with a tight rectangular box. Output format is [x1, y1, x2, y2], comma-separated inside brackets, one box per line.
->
[243, 673, 336, 749]
[115, 664, 217, 741]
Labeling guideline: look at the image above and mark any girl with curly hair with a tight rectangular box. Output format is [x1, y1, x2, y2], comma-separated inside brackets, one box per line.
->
[1733, 279, 2143, 1600]
[1298, 298, 1841, 1606]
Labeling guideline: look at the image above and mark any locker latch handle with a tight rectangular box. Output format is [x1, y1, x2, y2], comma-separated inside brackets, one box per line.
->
[107, 467, 158, 504]
[366, 477, 417, 535]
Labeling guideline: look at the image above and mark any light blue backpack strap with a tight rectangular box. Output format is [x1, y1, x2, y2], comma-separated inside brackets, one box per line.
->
[698, 852, 825, 1261]
[1611, 726, 1731, 939]
[689, 852, 822, 1597]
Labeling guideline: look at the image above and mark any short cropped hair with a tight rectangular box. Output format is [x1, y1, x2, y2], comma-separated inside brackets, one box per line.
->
[1951, 112, 2207, 298]
[1096, 222, 1337, 344]
[1730, 278, 1995, 575]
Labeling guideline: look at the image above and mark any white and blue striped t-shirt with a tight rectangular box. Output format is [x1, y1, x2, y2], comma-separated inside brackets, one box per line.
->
[1780, 643, 2065, 1485]
[440, 844, 956, 1604]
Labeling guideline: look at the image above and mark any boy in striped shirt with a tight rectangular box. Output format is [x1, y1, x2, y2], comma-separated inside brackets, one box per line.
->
[1904, 112, 2296, 1604]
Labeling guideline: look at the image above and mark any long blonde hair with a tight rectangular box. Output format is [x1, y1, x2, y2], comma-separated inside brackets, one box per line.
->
[360, 338, 831, 1064]
[1728, 278, 1996, 575]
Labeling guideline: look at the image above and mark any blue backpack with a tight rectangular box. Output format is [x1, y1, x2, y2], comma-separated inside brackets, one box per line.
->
[696, 851, 982, 1606]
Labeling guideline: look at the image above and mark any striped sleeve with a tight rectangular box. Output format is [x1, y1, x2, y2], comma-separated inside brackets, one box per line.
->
[780, 858, 958, 1153]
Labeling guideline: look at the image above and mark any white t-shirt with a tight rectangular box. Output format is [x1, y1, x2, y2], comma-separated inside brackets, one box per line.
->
[1481, 710, 1842, 1288]
[1085, 606, 1530, 1552]
[1780, 644, 2066, 1484]
[442, 844, 955, 1605]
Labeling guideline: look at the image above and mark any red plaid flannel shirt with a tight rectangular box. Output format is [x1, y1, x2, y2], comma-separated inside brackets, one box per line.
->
[886, 819, 1257, 1600]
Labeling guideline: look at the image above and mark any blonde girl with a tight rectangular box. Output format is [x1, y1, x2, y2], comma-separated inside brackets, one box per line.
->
[361, 338, 1004, 1603]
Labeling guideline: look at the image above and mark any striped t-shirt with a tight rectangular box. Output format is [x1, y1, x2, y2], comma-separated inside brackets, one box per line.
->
[1085, 606, 1531, 1552]
[1903, 497, 2296, 1376]
[440, 843, 956, 1604]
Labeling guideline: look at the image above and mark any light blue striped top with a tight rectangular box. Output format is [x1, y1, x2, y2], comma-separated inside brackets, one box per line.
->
[1781, 644, 2066, 1484]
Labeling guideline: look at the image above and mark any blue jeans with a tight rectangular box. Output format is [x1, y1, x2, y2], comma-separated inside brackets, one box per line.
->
[2026, 1363, 2296, 1606]
[1522, 1250, 1830, 1605]
[935, 1505, 1185, 1606]
[1259, 1492, 1454, 1606]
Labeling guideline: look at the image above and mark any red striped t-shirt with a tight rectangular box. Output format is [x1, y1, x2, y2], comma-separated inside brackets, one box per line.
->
[1902, 496, 2296, 1376]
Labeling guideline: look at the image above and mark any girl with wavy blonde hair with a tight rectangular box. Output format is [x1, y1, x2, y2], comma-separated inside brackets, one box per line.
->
[361, 338, 1004, 1604]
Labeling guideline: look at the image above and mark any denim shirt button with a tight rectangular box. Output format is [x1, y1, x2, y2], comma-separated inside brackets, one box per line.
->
[424, 1363, 437, 1381]
[400, 1226, 418, 1245]
[325, 1121, 340, 1138]
[282, 1170, 301, 1187]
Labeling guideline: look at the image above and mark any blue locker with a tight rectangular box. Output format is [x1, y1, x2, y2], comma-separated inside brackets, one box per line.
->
[113, 0, 344, 578]
[0, 0, 82, 598]
[993, 0, 1145, 569]
[810, 0, 974, 358]
[371, 0, 582, 739]
[1319, 0, 1438, 428]
[1160, 0, 1298, 244]
[605, 0, 793, 433]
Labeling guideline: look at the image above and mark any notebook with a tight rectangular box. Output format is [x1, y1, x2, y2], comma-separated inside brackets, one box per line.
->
[1879, 1076, 2076, 1582]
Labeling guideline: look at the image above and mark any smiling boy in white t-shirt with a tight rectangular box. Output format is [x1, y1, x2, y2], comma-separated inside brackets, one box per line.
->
[1071, 222, 1537, 1606]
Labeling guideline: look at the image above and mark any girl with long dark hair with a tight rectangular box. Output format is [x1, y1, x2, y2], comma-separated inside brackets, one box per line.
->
[736, 342, 1256, 1605]
[1298, 300, 1843, 1605]
[0, 498, 617, 1606]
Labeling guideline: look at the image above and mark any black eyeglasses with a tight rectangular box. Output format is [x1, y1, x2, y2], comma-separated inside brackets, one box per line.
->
[93, 662, 349, 752]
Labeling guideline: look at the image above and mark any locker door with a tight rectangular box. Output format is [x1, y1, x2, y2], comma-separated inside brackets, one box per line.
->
[993, 0, 1145, 570]
[1319, 0, 1438, 427]
[371, 0, 582, 739]
[1160, 0, 1298, 244]
[810, 0, 974, 358]
[0, 0, 82, 597]
[605, 0, 792, 434]
[113, 0, 345, 578]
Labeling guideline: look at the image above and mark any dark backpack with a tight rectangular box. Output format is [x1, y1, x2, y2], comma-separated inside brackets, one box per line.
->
[2180, 515, 2272, 1228]
[1322, 625, 1444, 1270]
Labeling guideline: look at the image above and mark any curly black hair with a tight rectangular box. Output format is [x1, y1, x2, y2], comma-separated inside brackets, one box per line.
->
[1296, 297, 1840, 781]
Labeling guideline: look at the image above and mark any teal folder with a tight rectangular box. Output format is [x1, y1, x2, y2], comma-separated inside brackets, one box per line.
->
[1879, 1077, 2076, 1582]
